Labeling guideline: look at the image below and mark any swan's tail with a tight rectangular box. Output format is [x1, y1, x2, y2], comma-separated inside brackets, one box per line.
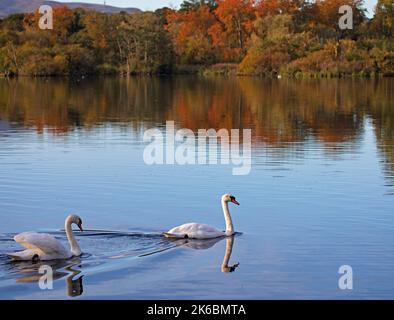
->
[162, 232, 188, 239]
[162, 232, 175, 238]
[6, 249, 36, 261]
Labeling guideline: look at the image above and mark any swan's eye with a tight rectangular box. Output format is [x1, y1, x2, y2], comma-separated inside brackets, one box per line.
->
[230, 196, 235, 201]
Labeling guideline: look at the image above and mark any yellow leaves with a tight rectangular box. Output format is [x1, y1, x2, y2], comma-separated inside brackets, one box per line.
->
[53, 54, 68, 73]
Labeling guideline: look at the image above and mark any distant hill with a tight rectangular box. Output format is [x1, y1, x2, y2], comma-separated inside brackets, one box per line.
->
[0, 0, 140, 17]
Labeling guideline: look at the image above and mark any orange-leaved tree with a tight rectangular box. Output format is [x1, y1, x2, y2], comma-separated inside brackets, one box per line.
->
[166, 5, 217, 64]
[211, 0, 255, 61]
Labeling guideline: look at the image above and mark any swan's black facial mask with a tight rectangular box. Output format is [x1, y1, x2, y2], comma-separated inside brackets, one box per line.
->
[77, 219, 83, 231]
[230, 196, 240, 205]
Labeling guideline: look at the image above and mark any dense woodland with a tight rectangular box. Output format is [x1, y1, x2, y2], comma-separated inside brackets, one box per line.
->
[0, 0, 393, 77]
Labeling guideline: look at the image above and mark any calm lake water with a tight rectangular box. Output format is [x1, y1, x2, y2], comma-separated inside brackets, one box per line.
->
[0, 77, 393, 299]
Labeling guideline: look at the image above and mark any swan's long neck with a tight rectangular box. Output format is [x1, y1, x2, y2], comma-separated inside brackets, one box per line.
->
[65, 218, 81, 256]
[222, 199, 234, 235]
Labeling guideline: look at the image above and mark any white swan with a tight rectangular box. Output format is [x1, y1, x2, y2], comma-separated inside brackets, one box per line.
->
[7, 214, 83, 261]
[163, 194, 240, 239]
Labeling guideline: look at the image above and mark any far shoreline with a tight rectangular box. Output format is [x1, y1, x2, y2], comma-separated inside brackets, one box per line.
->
[1, 63, 394, 79]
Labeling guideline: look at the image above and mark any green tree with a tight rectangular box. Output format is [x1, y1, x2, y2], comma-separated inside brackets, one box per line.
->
[116, 12, 173, 74]
[239, 14, 318, 75]
[371, 0, 394, 39]
[180, 0, 217, 11]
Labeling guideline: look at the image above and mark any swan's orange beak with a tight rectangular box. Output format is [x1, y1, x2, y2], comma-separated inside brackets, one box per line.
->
[77, 223, 83, 231]
[231, 198, 240, 205]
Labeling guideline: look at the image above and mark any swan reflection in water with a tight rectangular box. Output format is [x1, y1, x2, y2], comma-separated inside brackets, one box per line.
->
[11, 257, 84, 297]
[220, 237, 240, 273]
[166, 235, 240, 273]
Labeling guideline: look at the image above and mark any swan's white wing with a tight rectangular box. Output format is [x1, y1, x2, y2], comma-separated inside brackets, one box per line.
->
[165, 223, 224, 239]
[14, 232, 71, 258]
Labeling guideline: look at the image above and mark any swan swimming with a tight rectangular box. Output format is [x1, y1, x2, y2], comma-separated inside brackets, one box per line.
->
[7, 214, 83, 261]
[163, 194, 240, 239]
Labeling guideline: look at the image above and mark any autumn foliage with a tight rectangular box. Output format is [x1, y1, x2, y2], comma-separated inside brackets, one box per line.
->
[0, 0, 393, 77]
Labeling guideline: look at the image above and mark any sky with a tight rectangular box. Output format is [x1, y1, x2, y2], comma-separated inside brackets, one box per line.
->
[59, 0, 378, 16]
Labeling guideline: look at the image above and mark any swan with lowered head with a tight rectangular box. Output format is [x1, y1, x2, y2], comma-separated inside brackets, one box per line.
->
[163, 194, 240, 239]
[7, 214, 83, 261]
